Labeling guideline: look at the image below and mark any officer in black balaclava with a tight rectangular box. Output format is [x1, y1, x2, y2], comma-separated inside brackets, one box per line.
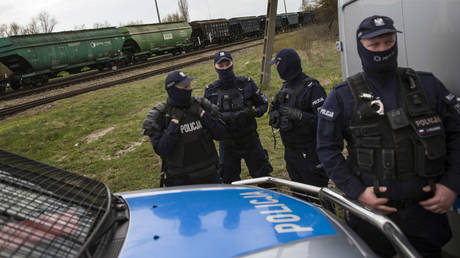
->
[204, 50, 273, 184]
[141, 70, 228, 186]
[268, 48, 328, 187]
[316, 15, 460, 257]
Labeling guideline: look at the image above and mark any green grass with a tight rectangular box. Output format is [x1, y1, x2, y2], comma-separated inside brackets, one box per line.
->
[0, 27, 341, 193]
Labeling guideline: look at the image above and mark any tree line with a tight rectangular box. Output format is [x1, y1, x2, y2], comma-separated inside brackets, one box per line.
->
[0, 11, 57, 37]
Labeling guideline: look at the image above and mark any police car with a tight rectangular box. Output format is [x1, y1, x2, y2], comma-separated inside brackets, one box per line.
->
[0, 149, 420, 258]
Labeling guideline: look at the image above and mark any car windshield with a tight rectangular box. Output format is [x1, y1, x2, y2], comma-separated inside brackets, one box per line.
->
[0, 150, 111, 258]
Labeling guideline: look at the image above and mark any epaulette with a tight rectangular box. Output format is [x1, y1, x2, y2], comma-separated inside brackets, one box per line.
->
[236, 76, 248, 82]
[333, 81, 348, 90]
[206, 80, 221, 89]
[415, 71, 434, 77]
[304, 77, 319, 88]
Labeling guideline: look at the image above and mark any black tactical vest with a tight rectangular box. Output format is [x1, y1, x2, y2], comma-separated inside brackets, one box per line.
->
[214, 78, 257, 143]
[164, 107, 218, 176]
[346, 68, 446, 180]
[276, 78, 318, 149]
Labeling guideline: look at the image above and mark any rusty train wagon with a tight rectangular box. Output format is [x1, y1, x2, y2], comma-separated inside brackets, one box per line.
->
[229, 16, 263, 40]
[190, 19, 231, 47]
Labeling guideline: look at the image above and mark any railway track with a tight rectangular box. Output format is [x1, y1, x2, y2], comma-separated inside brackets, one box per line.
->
[0, 38, 261, 102]
[0, 41, 263, 118]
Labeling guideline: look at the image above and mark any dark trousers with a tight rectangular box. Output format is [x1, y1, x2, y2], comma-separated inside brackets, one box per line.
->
[219, 137, 273, 184]
[284, 146, 329, 187]
[346, 205, 452, 258]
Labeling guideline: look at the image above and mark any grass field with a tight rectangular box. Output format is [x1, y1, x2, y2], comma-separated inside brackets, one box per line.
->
[0, 25, 342, 193]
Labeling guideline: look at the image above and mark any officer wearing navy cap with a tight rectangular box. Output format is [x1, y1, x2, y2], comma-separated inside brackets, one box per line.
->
[268, 48, 328, 187]
[204, 50, 273, 183]
[142, 70, 227, 186]
[317, 15, 460, 257]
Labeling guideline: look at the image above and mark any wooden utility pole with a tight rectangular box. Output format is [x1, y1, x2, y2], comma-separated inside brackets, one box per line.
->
[154, 0, 161, 23]
[260, 0, 278, 89]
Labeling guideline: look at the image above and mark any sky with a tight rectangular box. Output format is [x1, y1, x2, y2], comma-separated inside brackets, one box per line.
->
[0, 0, 305, 32]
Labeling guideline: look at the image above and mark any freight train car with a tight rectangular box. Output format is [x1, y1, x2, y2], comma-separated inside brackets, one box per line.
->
[0, 28, 126, 91]
[190, 19, 231, 47]
[258, 15, 283, 33]
[228, 16, 262, 40]
[119, 22, 192, 62]
[280, 13, 300, 30]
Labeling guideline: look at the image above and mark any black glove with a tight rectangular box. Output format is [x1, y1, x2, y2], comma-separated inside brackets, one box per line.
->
[279, 106, 302, 120]
[237, 107, 255, 118]
[192, 96, 223, 119]
[221, 111, 234, 122]
[189, 101, 204, 117]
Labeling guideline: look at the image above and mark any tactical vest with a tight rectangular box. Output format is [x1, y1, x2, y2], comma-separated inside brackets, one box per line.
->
[346, 68, 446, 181]
[164, 106, 218, 176]
[277, 78, 318, 149]
[213, 78, 257, 143]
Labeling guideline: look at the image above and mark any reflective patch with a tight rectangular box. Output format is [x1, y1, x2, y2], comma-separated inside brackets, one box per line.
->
[180, 120, 203, 134]
[319, 108, 335, 119]
[179, 72, 186, 77]
[414, 116, 442, 127]
[312, 97, 324, 106]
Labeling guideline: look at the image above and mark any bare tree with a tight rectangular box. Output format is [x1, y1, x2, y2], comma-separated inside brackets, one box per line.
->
[301, 0, 320, 11]
[178, 0, 189, 22]
[120, 20, 143, 26]
[22, 18, 40, 34]
[93, 21, 112, 29]
[316, 0, 338, 30]
[73, 24, 87, 30]
[162, 13, 182, 23]
[0, 24, 8, 37]
[37, 11, 57, 33]
[8, 23, 22, 36]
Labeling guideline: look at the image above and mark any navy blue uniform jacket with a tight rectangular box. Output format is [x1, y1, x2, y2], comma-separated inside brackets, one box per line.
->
[317, 71, 460, 200]
[150, 111, 227, 158]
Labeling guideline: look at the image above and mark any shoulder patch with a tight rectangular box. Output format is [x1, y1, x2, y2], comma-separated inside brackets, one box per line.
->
[312, 97, 325, 106]
[319, 108, 336, 120]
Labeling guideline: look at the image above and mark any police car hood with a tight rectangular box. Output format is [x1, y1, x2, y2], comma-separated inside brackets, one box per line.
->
[117, 185, 374, 258]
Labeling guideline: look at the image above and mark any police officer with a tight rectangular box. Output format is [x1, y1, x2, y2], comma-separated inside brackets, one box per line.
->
[204, 50, 273, 184]
[269, 48, 328, 187]
[142, 71, 227, 186]
[317, 15, 460, 257]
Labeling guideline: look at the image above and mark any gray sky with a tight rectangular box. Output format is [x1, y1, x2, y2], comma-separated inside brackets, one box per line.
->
[0, 0, 305, 31]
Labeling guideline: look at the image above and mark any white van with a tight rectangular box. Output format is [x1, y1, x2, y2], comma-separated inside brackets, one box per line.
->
[336, 1, 460, 256]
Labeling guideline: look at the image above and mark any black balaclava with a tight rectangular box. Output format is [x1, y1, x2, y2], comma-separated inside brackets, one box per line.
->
[167, 86, 192, 107]
[215, 65, 236, 86]
[276, 48, 303, 81]
[357, 36, 398, 76]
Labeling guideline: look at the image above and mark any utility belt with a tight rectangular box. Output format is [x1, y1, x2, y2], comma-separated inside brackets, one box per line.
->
[386, 192, 433, 209]
[161, 162, 218, 187]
